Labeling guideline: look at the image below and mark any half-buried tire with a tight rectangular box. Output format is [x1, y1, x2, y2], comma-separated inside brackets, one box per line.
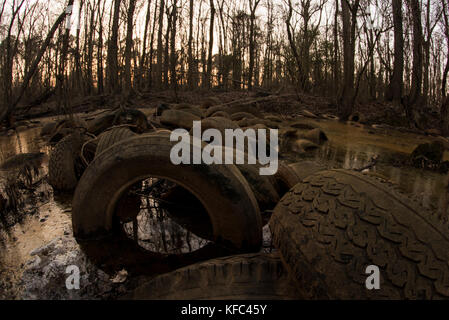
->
[72, 132, 262, 259]
[95, 127, 137, 157]
[49, 131, 87, 191]
[270, 169, 449, 299]
[125, 253, 299, 300]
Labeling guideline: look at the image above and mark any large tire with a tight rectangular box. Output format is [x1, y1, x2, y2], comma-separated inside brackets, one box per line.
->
[47, 118, 88, 145]
[95, 127, 137, 157]
[270, 169, 449, 299]
[87, 112, 116, 135]
[113, 109, 149, 133]
[237, 163, 279, 213]
[72, 132, 262, 251]
[274, 161, 326, 196]
[160, 109, 200, 130]
[126, 253, 299, 300]
[48, 132, 86, 191]
[190, 117, 240, 137]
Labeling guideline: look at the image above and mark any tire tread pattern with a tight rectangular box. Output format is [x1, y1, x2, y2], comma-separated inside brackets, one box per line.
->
[270, 169, 449, 299]
[127, 253, 299, 300]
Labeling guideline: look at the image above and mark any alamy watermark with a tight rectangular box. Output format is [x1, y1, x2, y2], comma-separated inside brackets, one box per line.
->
[169, 121, 279, 176]
[364, 4, 382, 31]
[65, 5, 80, 31]
[65, 265, 80, 290]
[365, 265, 380, 290]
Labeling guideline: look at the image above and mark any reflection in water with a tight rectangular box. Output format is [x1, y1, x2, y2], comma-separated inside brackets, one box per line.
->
[311, 120, 447, 217]
[0, 128, 50, 165]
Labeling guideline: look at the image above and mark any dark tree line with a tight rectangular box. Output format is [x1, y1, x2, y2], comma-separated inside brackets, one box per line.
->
[0, 0, 448, 130]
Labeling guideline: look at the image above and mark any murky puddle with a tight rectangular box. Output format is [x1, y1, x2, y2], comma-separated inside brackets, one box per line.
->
[0, 122, 72, 299]
[307, 118, 448, 215]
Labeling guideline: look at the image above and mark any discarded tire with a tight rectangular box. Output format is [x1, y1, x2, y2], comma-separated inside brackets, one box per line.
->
[87, 112, 116, 135]
[160, 109, 200, 130]
[47, 117, 88, 144]
[210, 111, 230, 119]
[114, 109, 149, 133]
[126, 253, 299, 300]
[274, 161, 326, 196]
[230, 112, 256, 122]
[72, 132, 262, 252]
[237, 163, 280, 212]
[48, 131, 87, 191]
[273, 162, 301, 195]
[87, 109, 149, 135]
[170, 104, 203, 118]
[40, 121, 58, 137]
[288, 161, 326, 181]
[204, 104, 263, 118]
[95, 127, 137, 157]
[270, 169, 449, 299]
[190, 117, 240, 137]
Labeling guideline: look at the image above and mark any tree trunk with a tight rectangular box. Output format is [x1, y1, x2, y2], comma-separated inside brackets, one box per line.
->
[338, 0, 358, 120]
[147, 1, 158, 88]
[156, 0, 165, 88]
[387, 0, 404, 103]
[124, 0, 137, 94]
[441, 1, 449, 135]
[107, 0, 121, 93]
[97, 0, 105, 94]
[163, 5, 172, 88]
[248, 0, 260, 90]
[405, 0, 424, 126]
[333, 0, 340, 97]
[170, 0, 178, 90]
[286, 0, 305, 91]
[138, 0, 152, 89]
[187, 0, 194, 89]
[205, 0, 215, 88]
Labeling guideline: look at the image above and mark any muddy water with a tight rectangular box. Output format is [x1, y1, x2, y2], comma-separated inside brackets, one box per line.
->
[0, 128, 50, 164]
[0, 125, 72, 299]
[0, 117, 447, 298]
[307, 118, 448, 215]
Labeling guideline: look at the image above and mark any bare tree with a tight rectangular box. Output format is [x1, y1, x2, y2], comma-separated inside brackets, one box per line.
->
[205, 0, 215, 88]
[107, 0, 121, 93]
[404, 0, 424, 127]
[156, 0, 165, 88]
[248, 0, 261, 90]
[124, 0, 137, 94]
[138, 0, 153, 89]
[441, 0, 449, 135]
[0, 0, 74, 124]
[170, 0, 178, 90]
[387, 0, 404, 103]
[187, 0, 195, 88]
[338, 0, 360, 120]
[286, 0, 306, 91]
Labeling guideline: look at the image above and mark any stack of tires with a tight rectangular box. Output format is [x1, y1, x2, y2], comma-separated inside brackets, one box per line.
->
[63, 101, 449, 300]
[123, 166, 449, 300]
[48, 108, 149, 192]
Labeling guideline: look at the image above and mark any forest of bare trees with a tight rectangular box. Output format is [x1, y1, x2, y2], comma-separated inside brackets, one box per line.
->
[0, 0, 448, 131]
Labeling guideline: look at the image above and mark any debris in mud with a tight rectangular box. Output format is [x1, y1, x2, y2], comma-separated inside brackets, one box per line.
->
[111, 269, 128, 284]
[20, 236, 137, 300]
[0, 163, 51, 231]
[0, 153, 47, 172]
